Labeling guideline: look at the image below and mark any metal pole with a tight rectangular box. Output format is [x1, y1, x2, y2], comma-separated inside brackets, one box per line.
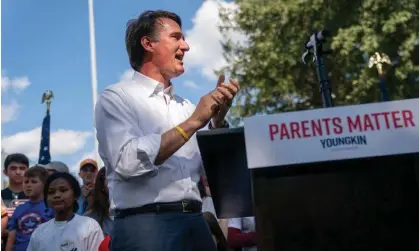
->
[88, 0, 102, 167]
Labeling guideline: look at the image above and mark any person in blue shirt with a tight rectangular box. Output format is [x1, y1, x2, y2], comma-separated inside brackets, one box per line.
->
[76, 159, 98, 215]
[5, 166, 54, 251]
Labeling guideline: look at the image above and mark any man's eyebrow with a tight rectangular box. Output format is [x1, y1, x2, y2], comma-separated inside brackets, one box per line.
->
[170, 31, 184, 37]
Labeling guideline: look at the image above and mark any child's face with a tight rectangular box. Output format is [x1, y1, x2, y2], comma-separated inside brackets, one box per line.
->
[3, 162, 28, 184]
[23, 176, 44, 198]
[47, 178, 76, 213]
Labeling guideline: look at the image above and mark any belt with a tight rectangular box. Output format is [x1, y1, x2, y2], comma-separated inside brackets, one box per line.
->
[114, 200, 202, 219]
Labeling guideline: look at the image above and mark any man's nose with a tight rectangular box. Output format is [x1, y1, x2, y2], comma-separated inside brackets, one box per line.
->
[181, 39, 190, 52]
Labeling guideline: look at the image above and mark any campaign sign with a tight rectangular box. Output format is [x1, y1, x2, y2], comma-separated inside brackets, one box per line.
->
[244, 98, 419, 169]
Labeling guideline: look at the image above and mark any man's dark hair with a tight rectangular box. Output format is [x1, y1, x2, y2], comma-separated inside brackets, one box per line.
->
[4, 153, 29, 170]
[25, 166, 49, 184]
[125, 10, 182, 70]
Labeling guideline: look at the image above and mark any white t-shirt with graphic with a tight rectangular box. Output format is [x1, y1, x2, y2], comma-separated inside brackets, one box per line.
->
[26, 214, 104, 251]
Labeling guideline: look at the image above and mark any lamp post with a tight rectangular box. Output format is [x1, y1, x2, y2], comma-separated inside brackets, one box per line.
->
[368, 52, 391, 102]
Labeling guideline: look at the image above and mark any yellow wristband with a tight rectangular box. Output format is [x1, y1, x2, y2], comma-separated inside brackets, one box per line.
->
[176, 126, 189, 141]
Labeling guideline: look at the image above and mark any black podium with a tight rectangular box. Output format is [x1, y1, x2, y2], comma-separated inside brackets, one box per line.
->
[197, 128, 253, 218]
[197, 98, 419, 251]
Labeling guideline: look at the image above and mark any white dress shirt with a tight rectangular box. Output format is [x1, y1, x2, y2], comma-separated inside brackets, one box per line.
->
[95, 71, 203, 209]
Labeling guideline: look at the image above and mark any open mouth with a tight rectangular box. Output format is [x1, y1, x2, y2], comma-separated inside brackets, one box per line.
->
[175, 54, 184, 63]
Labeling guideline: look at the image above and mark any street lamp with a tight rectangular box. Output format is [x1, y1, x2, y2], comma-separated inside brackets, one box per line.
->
[368, 52, 391, 101]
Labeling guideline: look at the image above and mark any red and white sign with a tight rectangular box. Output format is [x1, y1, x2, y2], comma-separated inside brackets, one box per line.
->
[244, 98, 419, 169]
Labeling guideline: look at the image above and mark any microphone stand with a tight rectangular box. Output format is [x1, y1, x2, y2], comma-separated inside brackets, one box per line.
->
[302, 31, 333, 108]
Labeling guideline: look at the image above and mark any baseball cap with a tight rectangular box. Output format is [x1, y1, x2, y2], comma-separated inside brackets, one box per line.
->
[79, 158, 98, 170]
[38, 161, 70, 173]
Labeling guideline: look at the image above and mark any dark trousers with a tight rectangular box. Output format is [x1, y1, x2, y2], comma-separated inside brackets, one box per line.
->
[110, 212, 217, 251]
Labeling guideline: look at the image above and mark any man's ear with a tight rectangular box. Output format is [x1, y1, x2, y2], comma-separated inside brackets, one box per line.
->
[3, 169, 8, 177]
[78, 172, 82, 178]
[141, 36, 155, 53]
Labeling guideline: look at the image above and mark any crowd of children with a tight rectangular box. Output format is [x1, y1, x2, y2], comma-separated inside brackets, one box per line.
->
[1, 153, 257, 251]
[1, 154, 106, 251]
[27, 172, 104, 250]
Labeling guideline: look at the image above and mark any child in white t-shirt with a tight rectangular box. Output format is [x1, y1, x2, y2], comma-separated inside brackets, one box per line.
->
[27, 172, 104, 251]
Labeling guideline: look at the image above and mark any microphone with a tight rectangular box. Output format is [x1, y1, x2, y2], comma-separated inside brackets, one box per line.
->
[305, 30, 330, 49]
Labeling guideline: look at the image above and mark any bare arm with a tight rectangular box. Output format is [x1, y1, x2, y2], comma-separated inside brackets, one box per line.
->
[1, 216, 7, 233]
[154, 119, 200, 165]
[5, 230, 15, 251]
[218, 219, 229, 239]
[1, 201, 8, 233]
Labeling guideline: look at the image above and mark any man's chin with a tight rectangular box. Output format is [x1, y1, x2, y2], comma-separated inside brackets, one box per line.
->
[165, 67, 185, 80]
[175, 67, 185, 76]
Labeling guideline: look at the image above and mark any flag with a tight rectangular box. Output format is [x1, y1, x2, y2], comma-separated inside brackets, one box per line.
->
[38, 110, 51, 164]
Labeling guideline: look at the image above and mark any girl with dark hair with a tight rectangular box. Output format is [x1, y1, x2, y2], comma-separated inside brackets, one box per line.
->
[85, 167, 113, 236]
[204, 212, 231, 251]
[26, 172, 104, 251]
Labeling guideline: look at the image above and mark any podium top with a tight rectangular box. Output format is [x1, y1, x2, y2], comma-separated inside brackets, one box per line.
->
[197, 127, 243, 139]
[244, 98, 419, 169]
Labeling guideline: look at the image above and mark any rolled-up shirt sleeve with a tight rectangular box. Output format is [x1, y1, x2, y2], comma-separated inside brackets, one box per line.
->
[95, 89, 161, 178]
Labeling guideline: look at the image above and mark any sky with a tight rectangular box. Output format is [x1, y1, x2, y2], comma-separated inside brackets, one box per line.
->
[1, 0, 243, 177]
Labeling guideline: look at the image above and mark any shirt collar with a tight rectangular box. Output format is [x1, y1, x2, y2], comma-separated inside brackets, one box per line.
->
[132, 71, 174, 98]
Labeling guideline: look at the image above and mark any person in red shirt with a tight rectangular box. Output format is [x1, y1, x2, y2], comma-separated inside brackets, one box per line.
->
[228, 217, 257, 251]
[99, 235, 111, 251]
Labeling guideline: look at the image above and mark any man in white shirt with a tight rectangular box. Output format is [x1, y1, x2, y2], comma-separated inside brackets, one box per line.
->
[95, 10, 239, 251]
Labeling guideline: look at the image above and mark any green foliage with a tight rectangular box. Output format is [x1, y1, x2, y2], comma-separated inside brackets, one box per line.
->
[218, 0, 419, 125]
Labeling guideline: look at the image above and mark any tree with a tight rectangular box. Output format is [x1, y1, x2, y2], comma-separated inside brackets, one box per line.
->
[218, 0, 419, 124]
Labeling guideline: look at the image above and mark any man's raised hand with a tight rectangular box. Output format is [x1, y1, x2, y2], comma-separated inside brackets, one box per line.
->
[211, 75, 240, 127]
[188, 75, 240, 130]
